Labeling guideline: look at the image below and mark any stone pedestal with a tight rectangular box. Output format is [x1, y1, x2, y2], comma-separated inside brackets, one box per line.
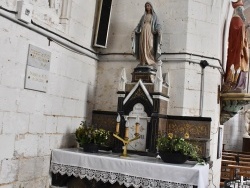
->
[132, 66, 156, 83]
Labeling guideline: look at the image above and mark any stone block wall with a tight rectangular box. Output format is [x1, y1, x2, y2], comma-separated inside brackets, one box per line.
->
[0, 0, 97, 187]
[223, 113, 245, 151]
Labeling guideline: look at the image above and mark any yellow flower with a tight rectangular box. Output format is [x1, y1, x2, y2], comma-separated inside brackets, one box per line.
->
[168, 133, 173, 139]
[184, 132, 189, 139]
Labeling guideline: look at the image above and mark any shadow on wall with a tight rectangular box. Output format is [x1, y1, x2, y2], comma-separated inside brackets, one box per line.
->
[60, 128, 77, 148]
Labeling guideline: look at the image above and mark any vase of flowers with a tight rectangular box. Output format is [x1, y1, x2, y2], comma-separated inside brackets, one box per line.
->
[157, 133, 203, 164]
[75, 121, 110, 153]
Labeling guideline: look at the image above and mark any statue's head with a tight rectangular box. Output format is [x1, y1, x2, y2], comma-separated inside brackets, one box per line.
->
[145, 2, 153, 13]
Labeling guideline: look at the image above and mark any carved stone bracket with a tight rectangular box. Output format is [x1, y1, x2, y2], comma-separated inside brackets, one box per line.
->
[220, 93, 250, 124]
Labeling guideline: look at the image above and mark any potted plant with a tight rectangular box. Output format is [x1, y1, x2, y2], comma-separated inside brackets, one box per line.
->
[75, 121, 110, 153]
[157, 133, 203, 164]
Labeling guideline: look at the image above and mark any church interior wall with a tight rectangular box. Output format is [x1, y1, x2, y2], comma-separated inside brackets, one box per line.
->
[187, 0, 221, 57]
[94, 61, 134, 112]
[0, 0, 247, 187]
[0, 0, 98, 187]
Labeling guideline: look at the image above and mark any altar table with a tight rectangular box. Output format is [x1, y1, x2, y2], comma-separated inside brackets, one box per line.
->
[50, 148, 209, 188]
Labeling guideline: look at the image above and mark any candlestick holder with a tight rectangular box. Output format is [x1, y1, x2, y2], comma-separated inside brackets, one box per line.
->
[113, 132, 140, 157]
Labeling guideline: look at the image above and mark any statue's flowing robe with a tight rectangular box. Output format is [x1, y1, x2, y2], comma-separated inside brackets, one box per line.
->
[224, 2, 249, 91]
[132, 2, 162, 65]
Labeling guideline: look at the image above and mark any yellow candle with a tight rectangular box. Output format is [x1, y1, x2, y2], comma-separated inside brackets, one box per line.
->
[116, 122, 120, 133]
[135, 123, 140, 134]
[125, 127, 129, 138]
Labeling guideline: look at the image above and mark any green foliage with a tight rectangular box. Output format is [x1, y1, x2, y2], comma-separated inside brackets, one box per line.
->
[157, 133, 204, 163]
[75, 121, 110, 146]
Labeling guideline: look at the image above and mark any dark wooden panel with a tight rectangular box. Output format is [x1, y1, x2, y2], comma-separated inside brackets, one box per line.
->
[243, 137, 250, 152]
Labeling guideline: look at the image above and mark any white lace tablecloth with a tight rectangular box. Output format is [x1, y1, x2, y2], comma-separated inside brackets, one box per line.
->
[50, 148, 209, 188]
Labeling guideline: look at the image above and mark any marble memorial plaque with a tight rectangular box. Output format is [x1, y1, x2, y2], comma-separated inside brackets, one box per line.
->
[24, 66, 49, 92]
[27, 44, 51, 70]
